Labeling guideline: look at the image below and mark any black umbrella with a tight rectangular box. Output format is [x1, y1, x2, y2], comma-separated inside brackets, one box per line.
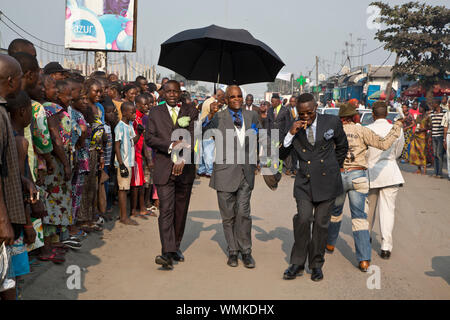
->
[158, 24, 285, 85]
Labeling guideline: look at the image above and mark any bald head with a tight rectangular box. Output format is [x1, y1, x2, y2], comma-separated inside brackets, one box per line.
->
[225, 85, 243, 111]
[0, 54, 23, 99]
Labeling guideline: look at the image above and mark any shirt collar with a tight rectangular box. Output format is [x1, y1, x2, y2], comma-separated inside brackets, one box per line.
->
[228, 108, 242, 116]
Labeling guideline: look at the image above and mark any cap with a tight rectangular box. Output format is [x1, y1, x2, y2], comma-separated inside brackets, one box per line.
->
[338, 103, 358, 117]
[43, 62, 69, 75]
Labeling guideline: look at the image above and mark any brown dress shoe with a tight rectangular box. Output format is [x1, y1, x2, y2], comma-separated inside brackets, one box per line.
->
[359, 260, 370, 272]
[326, 244, 335, 253]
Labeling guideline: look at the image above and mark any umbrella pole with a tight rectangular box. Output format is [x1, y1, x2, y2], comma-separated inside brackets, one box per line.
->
[215, 42, 223, 95]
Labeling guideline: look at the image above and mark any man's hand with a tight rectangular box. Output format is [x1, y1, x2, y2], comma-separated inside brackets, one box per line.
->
[172, 140, 191, 151]
[0, 220, 15, 246]
[63, 164, 72, 181]
[172, 162, 185, 176]
[289, 120, 307, 135]
[23, 178, 38, 205]
[119, 164, 129, 178]
[444, 137, 447, 150]
[209, 102, 220, 119]
[23, 226, 36, 245]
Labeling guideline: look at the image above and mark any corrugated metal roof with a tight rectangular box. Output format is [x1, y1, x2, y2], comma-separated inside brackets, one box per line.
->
[369, 66, 393, 78]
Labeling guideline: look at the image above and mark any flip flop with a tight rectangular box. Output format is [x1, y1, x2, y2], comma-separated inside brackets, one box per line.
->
[119, 219, 139, 226]
[38, 249, 65, 264]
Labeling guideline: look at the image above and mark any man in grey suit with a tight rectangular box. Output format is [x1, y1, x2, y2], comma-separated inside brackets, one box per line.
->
[203, 85, 262, 268]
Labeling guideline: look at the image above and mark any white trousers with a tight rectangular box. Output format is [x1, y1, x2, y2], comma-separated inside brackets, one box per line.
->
[367, 186, 399, 251]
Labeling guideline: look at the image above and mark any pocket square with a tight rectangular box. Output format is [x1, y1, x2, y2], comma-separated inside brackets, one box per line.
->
[324, 129, 334, 140]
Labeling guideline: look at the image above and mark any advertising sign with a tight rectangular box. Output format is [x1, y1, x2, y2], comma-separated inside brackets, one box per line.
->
[65, 0, 137, 52]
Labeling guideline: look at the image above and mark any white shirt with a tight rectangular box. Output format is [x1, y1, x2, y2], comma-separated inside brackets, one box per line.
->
[167, 104, 180, 117]
[367, 119, 405, 188]
[283, 115, 318, 147]
[235, 116, 246, 147]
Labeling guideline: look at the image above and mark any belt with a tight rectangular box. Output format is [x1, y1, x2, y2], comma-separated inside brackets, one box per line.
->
[340, 167, 366, 173]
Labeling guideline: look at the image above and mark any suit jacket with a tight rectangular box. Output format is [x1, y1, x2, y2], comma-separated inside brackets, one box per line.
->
[243, 104, 260, 113]
[279, 114, 348, 202]
[267, 105, 291, 140]
[203, 107, 261, 192]
[145, 102, 199, 185]
[366, 119, 405, 188]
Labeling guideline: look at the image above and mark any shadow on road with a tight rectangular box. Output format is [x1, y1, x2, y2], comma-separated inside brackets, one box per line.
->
[424, 256, 450, 285]
[253, 225, 293, 263]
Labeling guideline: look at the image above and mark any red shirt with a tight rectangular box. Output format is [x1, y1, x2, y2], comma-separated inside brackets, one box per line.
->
[133, 109, 144, 161]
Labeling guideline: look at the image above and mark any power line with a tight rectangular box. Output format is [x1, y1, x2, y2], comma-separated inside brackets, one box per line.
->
[0, 11, 65, 47]
[348, 44, 384, 58]
[0, 19, 84, 57]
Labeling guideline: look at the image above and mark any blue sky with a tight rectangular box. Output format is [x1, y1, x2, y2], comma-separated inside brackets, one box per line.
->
[0, 0, 447, 98]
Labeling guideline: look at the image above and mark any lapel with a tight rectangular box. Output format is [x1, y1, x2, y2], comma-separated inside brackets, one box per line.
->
[297, 129, 314, 151]
[223, 108, 235, 130]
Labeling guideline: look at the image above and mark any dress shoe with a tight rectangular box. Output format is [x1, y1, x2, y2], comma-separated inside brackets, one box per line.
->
[311, 268, 323, 281]
[325, 244, 335, 253]
[285, 170, 292, 176]
[283, 264, 304, 280]
[172, 250, 185, 262]
[380, 250, 391, 259]
[227, 254, 238, 267]
[242, 253, 255, 268]
[359, 260, 370, 272]
[155, 254, 173, 270]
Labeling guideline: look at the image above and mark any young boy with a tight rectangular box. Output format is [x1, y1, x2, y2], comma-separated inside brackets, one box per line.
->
[114, 102, 143, 225]
[7, 91, 37, 291]
[103, 98, 119, 214]
[131, 94, 150, 219]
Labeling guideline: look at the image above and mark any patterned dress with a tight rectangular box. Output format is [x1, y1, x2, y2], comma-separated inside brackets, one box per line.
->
[71, 108, 89, 222]
[400, 113, 415, 161]
[131, 109, 144, 186]
[78, 118, 104, 223]
[41, 103, 73, 234]
[409, 115, 431, 168]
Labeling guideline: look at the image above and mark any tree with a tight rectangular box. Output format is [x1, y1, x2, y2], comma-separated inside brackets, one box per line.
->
[370, 1, 450, 104]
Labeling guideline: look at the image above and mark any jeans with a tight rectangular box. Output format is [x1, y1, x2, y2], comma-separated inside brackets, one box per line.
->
[327, 170, 372, 262]
[432, 136, 445, 177]
[197, 138, 215, 175]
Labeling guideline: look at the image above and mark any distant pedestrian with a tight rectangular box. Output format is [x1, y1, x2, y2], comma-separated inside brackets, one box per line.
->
[430, 99, 446, 178]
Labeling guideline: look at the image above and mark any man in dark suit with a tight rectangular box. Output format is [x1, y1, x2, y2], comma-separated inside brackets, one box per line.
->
[279, 93, 348, 281]
[203, 85, 262, 269]
[145, 80, 199, 270]
[284, 96, 299, 176]
[267, 93, 290, 139]
[244, 94, 260, 113]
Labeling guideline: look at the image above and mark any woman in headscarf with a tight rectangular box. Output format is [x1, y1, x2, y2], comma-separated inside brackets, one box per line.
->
[409, 104, 431, 174]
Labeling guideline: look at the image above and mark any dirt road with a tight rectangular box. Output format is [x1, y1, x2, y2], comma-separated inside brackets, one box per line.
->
[23, 166, 450, 299]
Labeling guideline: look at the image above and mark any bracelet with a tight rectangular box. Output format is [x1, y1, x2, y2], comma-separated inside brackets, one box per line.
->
[24, 225, 33, 229]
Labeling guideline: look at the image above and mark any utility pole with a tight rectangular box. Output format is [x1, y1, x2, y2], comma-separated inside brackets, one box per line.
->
[123, 55, 128, 81]
[385, 51, 400, 104]
[315, 56, 319, 101]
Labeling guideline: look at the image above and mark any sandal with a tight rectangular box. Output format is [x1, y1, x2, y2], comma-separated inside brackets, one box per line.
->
[38, 249, 65, 264]
[119, 218, 139, 226]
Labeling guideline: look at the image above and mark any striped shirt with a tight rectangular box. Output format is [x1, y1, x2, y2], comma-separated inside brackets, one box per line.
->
[430, 111, 445, 136]
[114, 120, 136, 167]
[104, 124, 113, 167]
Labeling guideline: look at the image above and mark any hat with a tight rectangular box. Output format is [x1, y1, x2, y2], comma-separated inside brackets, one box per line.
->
[338, 103, 358, 117]
[263, 172, 282, 191]
[271, 93, 280, 100]
[43, 62, 69, 75]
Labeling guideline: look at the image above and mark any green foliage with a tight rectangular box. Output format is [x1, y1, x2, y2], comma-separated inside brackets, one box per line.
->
[370, 1, 450, 90]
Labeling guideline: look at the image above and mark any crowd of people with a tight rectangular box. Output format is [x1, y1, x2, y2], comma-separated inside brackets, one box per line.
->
[0, 38, 448, 299]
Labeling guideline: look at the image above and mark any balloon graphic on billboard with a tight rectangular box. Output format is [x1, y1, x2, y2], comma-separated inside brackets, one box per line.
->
[65, 0, 136, 52]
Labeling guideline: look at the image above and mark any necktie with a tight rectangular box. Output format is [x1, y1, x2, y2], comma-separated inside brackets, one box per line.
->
[307, 125, 315, 146]
[171, 107, 177, 125]
[291, 108, 296, 119]
[233, 113, 242, 129]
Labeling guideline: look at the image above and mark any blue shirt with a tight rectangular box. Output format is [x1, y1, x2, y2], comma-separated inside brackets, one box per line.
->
[96, 102, 105, 123]
[114, 120, 136, 168]
[228, 108, 243, 126]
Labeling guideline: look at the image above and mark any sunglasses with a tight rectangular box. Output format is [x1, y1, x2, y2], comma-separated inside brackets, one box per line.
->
[229, 95, 243, 99]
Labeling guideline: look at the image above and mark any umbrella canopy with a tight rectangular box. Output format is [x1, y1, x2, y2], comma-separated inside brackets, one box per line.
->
[368, 89, 395, 100]
[402, 80, 450, 97]
[158, 24, 285, 85]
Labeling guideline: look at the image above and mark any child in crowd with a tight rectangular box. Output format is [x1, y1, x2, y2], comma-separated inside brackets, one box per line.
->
[114, 102, 143, 225]
[131, 94, 150, 218]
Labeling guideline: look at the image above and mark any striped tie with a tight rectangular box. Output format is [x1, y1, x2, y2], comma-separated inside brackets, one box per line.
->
[307, 125, 315, 146]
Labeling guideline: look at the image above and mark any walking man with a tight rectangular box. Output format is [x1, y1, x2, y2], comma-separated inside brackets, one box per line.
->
[366, 103, 405, 260]
[145, 80, 199, 269]
[280, 93, 348, 281]
[203, 85, 262, 268]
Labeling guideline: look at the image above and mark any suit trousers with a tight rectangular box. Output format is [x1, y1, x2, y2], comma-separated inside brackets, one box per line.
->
[156, 176, 193, 254]
[367, 186, 399, 252]
[290, 198, 335, 269]
[216, 176, 253, 255]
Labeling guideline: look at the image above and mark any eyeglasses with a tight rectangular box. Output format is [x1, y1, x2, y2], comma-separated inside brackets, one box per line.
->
[229, 95, 243, 99]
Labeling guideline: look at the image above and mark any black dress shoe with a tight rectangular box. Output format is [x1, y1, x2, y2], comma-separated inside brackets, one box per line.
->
[242, 254, 255, 268]
[311, 268, 323, 282]
[172, 250, 185, 262]
[227, 254, 238, 267]
[283, 264, 304, 280]
[155, 254, 173, 269]
[380, 250, 391, 259]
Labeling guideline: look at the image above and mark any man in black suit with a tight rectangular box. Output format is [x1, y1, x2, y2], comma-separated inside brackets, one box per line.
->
[145, 80, 199, 270]
[267, 93, 290, 139]
[279, 93, 348, 281]
[244, 94, 260, 113]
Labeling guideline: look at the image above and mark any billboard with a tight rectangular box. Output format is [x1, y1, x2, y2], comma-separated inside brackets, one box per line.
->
[65, 0, 137, 52]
